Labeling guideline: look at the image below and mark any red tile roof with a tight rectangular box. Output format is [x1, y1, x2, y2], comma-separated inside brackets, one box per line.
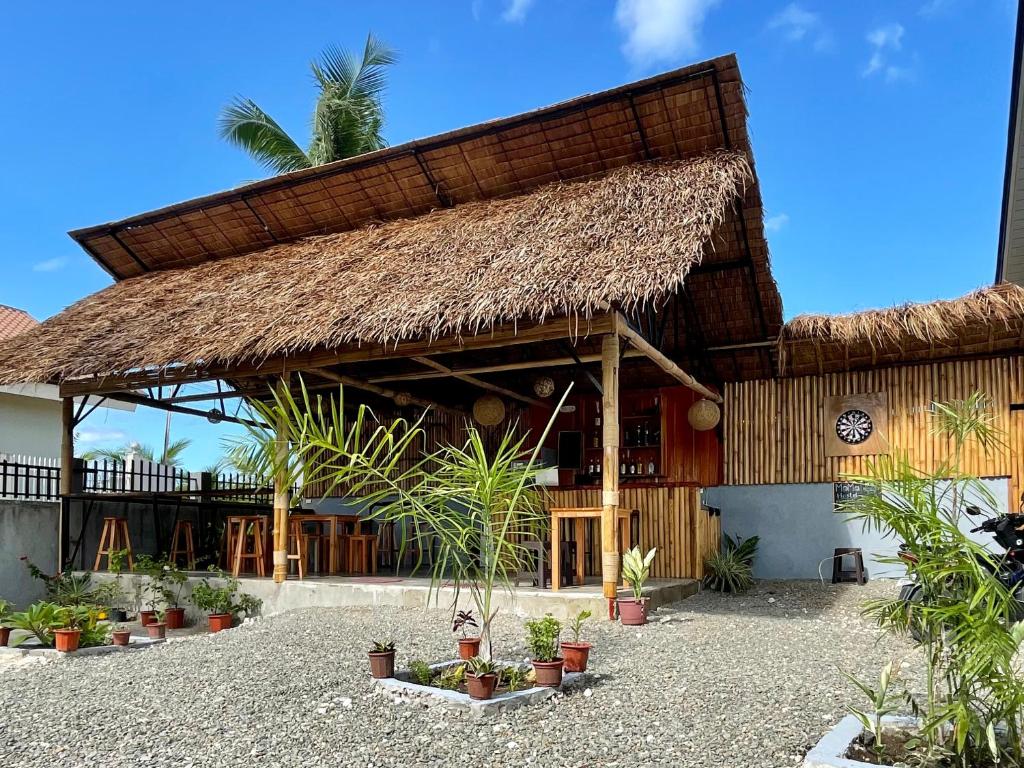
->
[0, 305, 39, 341]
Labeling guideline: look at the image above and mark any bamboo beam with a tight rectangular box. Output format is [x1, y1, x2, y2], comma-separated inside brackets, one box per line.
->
[410, 356, 546, 406]
[369, 349, 647, 383]
[95, 391, 263, 428]
[272, 375, 290, 584]
[311, 369, 465, 417]
[615, 314, 723, 404]
[58, 314, 616, 398]
[600, 333, 621, 607]
[59, 397, 74, 568]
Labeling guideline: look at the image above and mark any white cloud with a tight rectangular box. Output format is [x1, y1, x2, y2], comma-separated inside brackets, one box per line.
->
[767, 3, 833, 52]
[471, 0, 483, 21]
[501, 0, 534, 23]
[615, 0, 721, 68]
[764, 213, 789, 233]
[863, 22, 910, 81]
[76, 427, 127, 445]
[32, 257, 68, 272]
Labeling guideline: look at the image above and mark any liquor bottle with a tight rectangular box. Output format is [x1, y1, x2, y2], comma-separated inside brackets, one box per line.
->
[647, 459, 656, 475]
[593, 404, 601, 448]
[620, 455, 626, 476]
[628, 455, 636, 475]
[642, 422, 649, 446]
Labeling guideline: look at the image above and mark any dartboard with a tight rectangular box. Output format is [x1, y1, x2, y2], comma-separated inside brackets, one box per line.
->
[836, 409, 873, 445]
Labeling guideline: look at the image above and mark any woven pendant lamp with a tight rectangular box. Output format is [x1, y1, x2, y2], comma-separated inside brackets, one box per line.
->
[687, 399, 721, 431]
[473, 395, 506, 426]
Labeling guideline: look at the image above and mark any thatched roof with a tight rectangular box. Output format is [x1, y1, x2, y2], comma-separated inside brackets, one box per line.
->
[780, 283, 1024, 376]
[0, 152, 752, 384]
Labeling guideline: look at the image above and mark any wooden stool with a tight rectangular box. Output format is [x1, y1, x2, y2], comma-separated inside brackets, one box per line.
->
[169, 520, 196, 570]
[229, 516, 267, 577]
[832, 547, 866, 585]
[94, 517, 134, 571]
[377, 520, 398, 571]
[303, 522, 329, 575]
[286, 518, 306, 579]
[348, 534, 379, 575]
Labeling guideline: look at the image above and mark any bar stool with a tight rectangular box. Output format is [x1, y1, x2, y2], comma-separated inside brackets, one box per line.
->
[348, 533, 379, 575]
[377, 520, 398, 571]
[94, 517, 134, 571]
[228, 516, 267, 577]
[286, 518, 306, 579]
[303, 521, 329, 575]
[832, 547, 866, 585]
[169, 520, 196, 570]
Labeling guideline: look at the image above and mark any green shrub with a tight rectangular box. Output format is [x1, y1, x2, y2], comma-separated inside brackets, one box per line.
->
[408, 659, 433, 686]
[525, 615, 561, 662]
[703, 534, 758, 594]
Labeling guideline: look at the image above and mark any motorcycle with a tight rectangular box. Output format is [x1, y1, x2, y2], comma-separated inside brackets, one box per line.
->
[897, 505, 1024, 632]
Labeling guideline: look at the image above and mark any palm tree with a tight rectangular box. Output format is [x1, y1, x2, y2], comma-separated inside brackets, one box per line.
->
[82, 438, 192, 466]
[218, 34, 397, 174]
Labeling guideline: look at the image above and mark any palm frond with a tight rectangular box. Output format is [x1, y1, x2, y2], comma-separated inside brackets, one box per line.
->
[217, 97, 311, 174]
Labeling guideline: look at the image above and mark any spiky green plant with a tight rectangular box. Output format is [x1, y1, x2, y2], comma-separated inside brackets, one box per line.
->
[703, 533, 758, 594]
[840, 390, 1024, 766]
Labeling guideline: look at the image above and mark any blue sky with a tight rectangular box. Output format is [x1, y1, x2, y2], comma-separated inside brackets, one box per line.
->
[0, 0, 1016, 468]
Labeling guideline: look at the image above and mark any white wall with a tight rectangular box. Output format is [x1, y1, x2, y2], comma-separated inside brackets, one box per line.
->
[0, 393, 61, 458]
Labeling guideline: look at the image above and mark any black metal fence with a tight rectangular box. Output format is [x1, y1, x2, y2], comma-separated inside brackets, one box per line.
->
[0, 455, 60, 501]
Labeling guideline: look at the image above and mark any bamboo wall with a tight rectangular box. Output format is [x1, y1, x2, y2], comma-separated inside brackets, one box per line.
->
[723, 356, 1024, 506]
[544, 485, 721, 580]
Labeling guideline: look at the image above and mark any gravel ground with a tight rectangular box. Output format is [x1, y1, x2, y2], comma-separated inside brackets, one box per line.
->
[0, 580, 919, 768]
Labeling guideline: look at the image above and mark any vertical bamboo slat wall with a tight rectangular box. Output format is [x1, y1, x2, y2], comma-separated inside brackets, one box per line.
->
[543, 485, 720, 580]
[724, 357, 1024, 506]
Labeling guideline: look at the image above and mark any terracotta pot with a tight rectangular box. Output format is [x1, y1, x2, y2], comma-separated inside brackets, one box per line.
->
[457, 637, 481, 660]
[53, 628, 81, 653]
[466, 672, 498, 700]
[208, 613, 233, 633]
[617, 597, 649, 626]
[164, 607, 185, 629]
[111, 630, 131, 647]
[139, 610, 157, 626]
[147, 622, 167, 640]
[368, 651, 395, 679]
[0, 627, 10, 647]
[561, 641, 592, 672]
[531, 658, 564, 687]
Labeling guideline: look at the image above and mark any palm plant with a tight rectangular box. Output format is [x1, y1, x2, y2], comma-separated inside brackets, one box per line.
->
[840, 391, 1024, 766]
[81, 438, 191, 466]
[703, 533, 758, 594]
[218, 34, 397, 174]
[233, 376, 570, 660]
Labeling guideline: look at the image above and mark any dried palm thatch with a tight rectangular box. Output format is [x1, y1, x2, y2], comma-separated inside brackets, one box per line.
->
[0, 151, 751, 384]
[783, 284, 1024, 348]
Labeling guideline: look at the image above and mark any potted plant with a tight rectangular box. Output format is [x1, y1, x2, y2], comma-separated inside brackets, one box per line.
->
[368, 639, 396, 679]
[525, 615, 563, 687]
[7, 602, 64, 647]
[107, 548, 130, 622]
[465, 656, 499, 700]
[146, 610, 167, 639]
[159, 563, 188, 629]
[618, 546, 657, 626]
[53, 606, 86, 652]
[135, 554, 163, 626]
[0, 599, 10, 647]
[561, 609, 592, 672]
[453, 609, 480, 660]
[190, 569, 261, 632]
[111, 623, 131, 646]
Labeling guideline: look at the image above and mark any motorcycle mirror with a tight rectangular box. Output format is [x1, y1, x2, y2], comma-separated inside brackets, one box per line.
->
[965, 505, 983, 516]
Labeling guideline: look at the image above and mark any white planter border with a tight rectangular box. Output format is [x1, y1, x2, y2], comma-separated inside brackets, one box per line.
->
[804, 715, 921, 768]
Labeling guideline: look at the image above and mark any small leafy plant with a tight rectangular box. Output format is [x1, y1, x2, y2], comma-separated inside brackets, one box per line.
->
[565, 609, 591, 644]
[842, 661, 903, 761]
[621, 547, 657, 599]
[0, 599, 10, 624]
[466, 656, 497, 677]
[452, 609, 478, 638]
[7, 602, 65, 646]
[409, 659, 433, 686]
[434, 663, 465, 690]
[501, 665, 526, 692]
[190, 568, 262, 618]
[369, 639, 396, 654]
[525, 615, 562, 662]
[703, 533, 759, 594]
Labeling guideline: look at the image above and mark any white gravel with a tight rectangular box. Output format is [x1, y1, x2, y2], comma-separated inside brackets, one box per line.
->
[0, 580, 917, 767]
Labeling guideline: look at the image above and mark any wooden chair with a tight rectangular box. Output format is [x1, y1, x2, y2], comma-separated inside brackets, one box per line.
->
[302, 521, 329, 575]
[377, 520, 398, 571]
[348, 533, 379, 575]
[169, 520, 196, 570]
[286, 518, 306, 579]
[94, 517, 134, 571]
[516, 539, 577, 588]
[228, 516, 267, 577]
[832, 547, 866, 585]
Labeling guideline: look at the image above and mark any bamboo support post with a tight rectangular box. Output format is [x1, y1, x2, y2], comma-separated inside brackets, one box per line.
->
[600, 333, 620, 607]
[59, 397, 74, 567]
[272, 374, 291, 583]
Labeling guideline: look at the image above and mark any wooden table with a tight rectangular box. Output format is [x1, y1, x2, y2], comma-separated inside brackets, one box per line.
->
[549, 507, 636, 591]
[289, 513, 363, 574]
